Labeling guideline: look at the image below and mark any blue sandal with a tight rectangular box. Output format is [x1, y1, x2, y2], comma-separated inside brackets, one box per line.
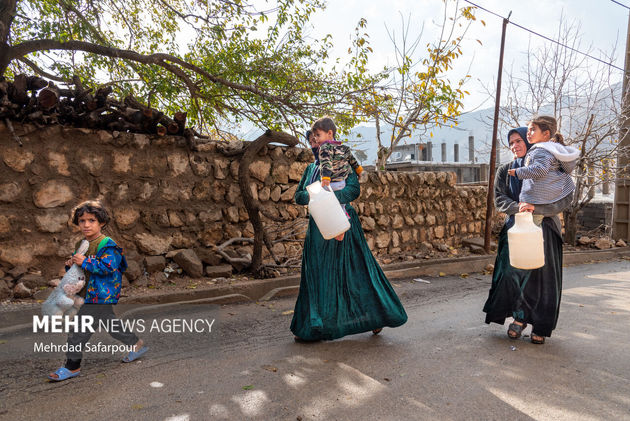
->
[48, 367, 81, 382]
[122, 346, 148, 363]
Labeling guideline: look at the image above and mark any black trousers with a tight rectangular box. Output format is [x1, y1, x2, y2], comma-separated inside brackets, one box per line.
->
[64, 303, 138, 370]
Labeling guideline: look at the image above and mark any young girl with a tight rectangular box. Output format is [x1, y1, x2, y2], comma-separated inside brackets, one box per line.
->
[48, 200, 147, 382]
[311, 116, 363, 241]
[508, 115, 579, 212]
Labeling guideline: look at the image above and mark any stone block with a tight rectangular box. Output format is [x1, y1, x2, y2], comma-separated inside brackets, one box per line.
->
[2, 147, 34, 172]
[0, 182, 21, 203]
[33, 180, 73, 208]
[173, 249, 203, 277]
[206, 264, 234, 278]
[125, 259, 142, 281]
[145, 255, 166, 273]
[35, 211, 69, 233]
[135, 233, 172, 255]
[13, 282, 32, 298]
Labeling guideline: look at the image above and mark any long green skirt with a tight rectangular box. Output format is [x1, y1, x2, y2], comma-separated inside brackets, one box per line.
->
[290, 205, 408, 341]
[483, 217, 563, 337]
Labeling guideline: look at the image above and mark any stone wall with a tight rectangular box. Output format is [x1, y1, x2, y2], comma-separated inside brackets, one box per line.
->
[0, 122, 487, 288]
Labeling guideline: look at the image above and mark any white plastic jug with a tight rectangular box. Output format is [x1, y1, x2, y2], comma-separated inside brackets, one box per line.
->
[306, 181, 351, 240]
[507, 212, 545, 269]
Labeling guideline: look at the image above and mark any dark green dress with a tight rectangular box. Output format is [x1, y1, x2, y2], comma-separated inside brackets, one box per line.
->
[290, 165, 408, 340]
[483, 162, 567, 337]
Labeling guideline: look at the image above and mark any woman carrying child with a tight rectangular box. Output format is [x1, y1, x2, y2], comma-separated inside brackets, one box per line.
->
[290, 119, 407, 342]
[483, 117, 579, 345]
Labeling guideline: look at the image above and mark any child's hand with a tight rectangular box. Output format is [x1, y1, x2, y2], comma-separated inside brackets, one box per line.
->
[519, 202, 535, 213]
[65, 257, 73, 267]
[321, 178, 330, 188]
[71, 254, 86, 266]
[507, 169, 516, 176]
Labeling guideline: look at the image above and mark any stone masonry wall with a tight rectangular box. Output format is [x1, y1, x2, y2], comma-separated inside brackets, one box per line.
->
[0, 122, 487, 292]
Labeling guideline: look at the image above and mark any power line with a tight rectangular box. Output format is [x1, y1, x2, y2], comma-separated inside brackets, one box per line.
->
[463, 0, 626, 73]
[610, 0, 630, 10]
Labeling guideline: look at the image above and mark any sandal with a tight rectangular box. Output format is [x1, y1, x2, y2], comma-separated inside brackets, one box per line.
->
[531, 334, 545, 344]
[48, 367, 80, 382]
[507, 321, 526, 339]
[122, 346, 149, 363]
[372, 328, 383, 335]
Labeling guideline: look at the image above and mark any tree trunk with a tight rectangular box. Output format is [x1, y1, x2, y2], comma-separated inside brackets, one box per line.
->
[239, 130, 298, 276]
[564, 210, 578, 246]
[0, 1, 18, 76]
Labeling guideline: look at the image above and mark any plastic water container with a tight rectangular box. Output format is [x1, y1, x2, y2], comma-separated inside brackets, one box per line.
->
[306, 181, 351, 240]
[508, 212, 545, 269]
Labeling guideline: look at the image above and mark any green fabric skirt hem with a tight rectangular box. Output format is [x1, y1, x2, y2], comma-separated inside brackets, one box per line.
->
[290, 205, 408, 341]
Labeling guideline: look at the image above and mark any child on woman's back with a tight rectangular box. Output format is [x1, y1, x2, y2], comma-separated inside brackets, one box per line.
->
[508, 115, 579, 212]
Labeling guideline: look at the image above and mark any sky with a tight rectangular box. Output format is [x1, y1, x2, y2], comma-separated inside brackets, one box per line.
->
[302, 0, 629, 112]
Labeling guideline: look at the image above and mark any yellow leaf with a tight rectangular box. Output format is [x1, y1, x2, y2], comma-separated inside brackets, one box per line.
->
[439, 272, 446, 277]
[282, 310, 294, 315]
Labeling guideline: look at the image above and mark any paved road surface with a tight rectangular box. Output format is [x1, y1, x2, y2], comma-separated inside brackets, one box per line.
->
[1, 259, 629, 420]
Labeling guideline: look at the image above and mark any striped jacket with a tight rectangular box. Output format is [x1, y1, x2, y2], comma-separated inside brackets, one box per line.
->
[515, 142, 579, 205]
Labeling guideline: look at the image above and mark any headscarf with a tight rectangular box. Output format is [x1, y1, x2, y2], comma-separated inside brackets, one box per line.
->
[507, 127, 531, 202]
[306, 130, 321, 184]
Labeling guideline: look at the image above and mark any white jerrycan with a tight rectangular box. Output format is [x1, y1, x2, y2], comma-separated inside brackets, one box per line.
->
[507, 212, 545, 269]
[306, 181, 351, 240]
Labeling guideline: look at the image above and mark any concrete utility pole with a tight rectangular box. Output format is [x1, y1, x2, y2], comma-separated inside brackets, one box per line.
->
[484, 13, 511, 253]
[613, 11, 630, 242]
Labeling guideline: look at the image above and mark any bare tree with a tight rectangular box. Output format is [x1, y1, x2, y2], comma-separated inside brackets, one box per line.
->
[485, 17, 630, 244]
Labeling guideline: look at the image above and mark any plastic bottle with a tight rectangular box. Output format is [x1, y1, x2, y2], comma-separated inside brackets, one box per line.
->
[306, 181, 350, 240]
[507, 212, 545, 269]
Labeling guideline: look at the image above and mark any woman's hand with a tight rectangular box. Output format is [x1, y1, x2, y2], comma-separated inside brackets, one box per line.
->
[507, 169, 516, 176]
[71, 254, 86, 266]
[519, 202, 535, 213]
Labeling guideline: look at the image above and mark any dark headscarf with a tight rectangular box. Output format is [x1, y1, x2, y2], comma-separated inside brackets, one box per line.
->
[306, 130, 321, 184]
[507, 127, 531, 202]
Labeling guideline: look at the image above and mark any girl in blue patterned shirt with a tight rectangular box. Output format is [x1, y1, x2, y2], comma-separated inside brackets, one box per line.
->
[48, 201, 147, 382]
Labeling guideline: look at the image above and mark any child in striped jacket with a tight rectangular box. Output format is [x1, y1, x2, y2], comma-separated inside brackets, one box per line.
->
[507, 115, 579, 212]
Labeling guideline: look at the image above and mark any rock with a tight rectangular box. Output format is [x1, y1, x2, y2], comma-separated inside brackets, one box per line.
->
[152, 272, 168, 284]
[469, 245, 486, 255]
[615, 239, 627, 247]
[375, 232, 391, 248]
[485, 264, 495, 272]
[205, 264, 233, 278]
[195, 248, 223, 266]
[13, 282, 33, 298]
[115, 208, 140, 230]
[0, 245, 34, 266]
[20, 273, 47, 289]
[249, 160, 271, 182]
[135, 233, 172, 255]
[145, 256, 166, 273]
[223, 249, 249, 272]
[289, 162, 307, 181]
[577, 236, 592, 246]
[48, 279, 61, 287]
[0, 280, 10, 300]
[33, 180, 73, 208]
[80, 153, 105, 176]
[392, 215, 404, 229]
[167, 152, 190, 176]
[112, 152, 132, 173]
[434, 226, 445, 239]
[272, 164, 289, 184]
[172, 249, 204, 278]
[0, 182, 21, 203]
[594, 237, 614, 250]
[280, 185, 298, 201]
[3, 147, 34, 172]
[35, 211, 69, 233]
[125, 260, 143, 281]
[270, 186, 282, 202]
[361, 216, 376, 231]
[8, 265, 28, 279]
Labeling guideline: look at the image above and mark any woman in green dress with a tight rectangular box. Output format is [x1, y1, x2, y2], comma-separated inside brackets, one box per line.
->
[483, 127, 570, 344]
[290, 131, 408, 341]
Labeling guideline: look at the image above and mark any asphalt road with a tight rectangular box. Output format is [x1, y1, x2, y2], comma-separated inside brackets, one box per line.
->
[1, 259, 629, 421]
